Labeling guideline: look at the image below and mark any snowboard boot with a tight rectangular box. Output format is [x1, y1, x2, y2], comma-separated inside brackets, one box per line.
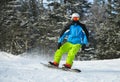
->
[62, 63, 71, 69]
[49, 61, 59, 67]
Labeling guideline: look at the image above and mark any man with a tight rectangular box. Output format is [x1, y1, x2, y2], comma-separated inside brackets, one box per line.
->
[49, 13, 89, 69]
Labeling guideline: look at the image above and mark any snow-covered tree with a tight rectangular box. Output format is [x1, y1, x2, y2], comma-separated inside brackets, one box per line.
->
[96, 0, 120, 59]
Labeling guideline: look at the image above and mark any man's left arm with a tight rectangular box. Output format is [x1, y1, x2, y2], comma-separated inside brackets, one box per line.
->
[81, 31, 89, 50]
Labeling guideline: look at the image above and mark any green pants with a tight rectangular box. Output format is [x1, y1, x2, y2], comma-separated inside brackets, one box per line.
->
[54, 42, 81, 66]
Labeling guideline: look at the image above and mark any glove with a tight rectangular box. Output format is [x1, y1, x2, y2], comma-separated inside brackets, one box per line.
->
[81, 44, 86, 51]
[57, 43, 62, 49]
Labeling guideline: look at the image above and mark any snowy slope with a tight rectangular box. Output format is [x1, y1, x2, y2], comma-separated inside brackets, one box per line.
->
[0, 52, 120, 82]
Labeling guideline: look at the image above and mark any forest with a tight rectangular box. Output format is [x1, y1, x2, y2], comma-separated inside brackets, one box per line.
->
[0, 0, 120, 60]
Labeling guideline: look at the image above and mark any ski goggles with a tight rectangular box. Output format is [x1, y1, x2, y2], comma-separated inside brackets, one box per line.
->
[73, 17, 79, 21]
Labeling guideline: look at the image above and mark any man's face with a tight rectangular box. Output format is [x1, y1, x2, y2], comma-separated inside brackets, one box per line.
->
[73, 17, 79, 21]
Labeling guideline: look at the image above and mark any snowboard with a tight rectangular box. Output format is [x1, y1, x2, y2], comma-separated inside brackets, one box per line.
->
[40, 62, 81, 73]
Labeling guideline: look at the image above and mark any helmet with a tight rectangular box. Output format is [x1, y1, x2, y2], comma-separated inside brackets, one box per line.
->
[71, 13, 80, 21]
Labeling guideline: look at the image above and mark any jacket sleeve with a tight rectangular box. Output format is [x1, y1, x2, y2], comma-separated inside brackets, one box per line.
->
[79, 22, 89, 41]
[58, 22, 71, 43]
[58, 30, 70, 43]
[59, 22, 71, 37]
[82, 31, 88, 45]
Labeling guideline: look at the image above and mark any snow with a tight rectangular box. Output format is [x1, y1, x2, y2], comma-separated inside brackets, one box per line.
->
[0, 51, 120, 82]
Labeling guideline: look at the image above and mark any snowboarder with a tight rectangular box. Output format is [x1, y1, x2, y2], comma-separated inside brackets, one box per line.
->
[50, 13, 89, 69]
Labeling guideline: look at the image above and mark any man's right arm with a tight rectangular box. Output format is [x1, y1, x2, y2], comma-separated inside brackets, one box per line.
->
[57, 22, 72, 49]
[59, 22, 72, 37]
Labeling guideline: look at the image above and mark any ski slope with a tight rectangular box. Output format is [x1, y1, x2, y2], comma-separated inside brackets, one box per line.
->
[0, 52, 120, 82]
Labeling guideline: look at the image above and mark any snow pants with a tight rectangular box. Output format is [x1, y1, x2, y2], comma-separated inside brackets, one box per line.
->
[54, 42, 81, 66]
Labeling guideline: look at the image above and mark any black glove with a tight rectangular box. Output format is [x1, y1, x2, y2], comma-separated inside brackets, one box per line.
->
[57, 43, 62, 49]
[81, 44, 86, 51]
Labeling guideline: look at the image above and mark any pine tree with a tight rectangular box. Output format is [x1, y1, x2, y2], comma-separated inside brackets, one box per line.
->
[96, 0, 120, 59]
[0, 0, 43, 54]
